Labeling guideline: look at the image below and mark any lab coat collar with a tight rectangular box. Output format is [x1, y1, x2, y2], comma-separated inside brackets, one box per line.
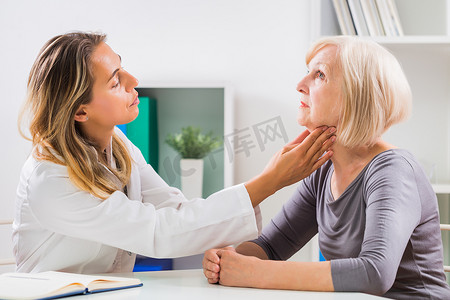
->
[104, 136, 115, 169]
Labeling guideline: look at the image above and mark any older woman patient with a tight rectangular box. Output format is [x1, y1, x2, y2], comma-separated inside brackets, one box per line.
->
[202, 36, 450, 299]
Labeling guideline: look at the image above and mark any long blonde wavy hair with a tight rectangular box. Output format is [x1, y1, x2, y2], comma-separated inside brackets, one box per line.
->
[19, 32, 132, 200]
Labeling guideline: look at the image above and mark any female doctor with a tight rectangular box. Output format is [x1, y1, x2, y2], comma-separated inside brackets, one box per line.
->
[13, 32, 336, 274]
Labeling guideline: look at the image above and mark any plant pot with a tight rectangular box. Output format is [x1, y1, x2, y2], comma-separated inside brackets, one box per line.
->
[180, 159, 204, 199]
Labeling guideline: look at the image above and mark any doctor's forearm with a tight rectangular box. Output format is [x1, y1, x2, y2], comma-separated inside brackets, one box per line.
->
[244, 173, 277, 207]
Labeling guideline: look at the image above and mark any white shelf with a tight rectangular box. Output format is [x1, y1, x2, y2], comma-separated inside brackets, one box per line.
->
[313, 0, 450, 44]
[314, 35, 450, 47]
[432, 184, 450, 194]
[371, 35, 450, 45]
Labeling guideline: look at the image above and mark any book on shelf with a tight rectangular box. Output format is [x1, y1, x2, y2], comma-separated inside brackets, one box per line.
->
[374, 0, 404, 36]
[0, 271, 143, 300]
[385, 0, 404, 36]
[359, 0, 385, 36]
[347, 0, 370, 36]
[374, 0, 393, 36]
[332, 0, 356, 35]
[116, 124, 127, 135]
[331, 0, 404, 37]
[127, 96, 159, 171]
[127, 96, 150, 164]
[147, 96, 159, 171]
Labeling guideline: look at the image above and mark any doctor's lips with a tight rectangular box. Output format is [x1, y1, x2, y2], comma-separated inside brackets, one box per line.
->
[130, 95, 140, 107]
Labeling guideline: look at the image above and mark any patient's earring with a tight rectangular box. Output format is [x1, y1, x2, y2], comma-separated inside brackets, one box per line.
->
[85, 116, 89, 121]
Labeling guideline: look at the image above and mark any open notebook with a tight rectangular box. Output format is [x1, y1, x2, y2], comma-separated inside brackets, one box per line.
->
[0, 271, 143, 300]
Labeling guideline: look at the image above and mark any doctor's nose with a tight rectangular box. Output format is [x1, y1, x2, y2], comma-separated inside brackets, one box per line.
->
[124, 71, 139, 93]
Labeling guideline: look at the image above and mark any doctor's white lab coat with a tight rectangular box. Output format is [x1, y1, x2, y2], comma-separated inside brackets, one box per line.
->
[13, 128, 261, 274]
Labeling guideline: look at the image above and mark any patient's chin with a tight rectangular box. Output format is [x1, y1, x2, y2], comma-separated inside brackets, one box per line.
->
[296, 117, 308, 127]
[297, 119, 317, 132]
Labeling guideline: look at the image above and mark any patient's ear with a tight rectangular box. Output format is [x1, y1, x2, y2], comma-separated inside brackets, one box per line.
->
[74, 106, 89, 122]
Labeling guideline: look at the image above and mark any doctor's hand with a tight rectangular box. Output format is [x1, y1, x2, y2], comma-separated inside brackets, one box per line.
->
[245, 126, 336, 207]
[264, 126, 336, 188]
[203, 247, 236, 284]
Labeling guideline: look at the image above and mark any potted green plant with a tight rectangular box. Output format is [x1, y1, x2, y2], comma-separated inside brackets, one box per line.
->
[165, 126, 222, 199]
[165, 126, 222, 159]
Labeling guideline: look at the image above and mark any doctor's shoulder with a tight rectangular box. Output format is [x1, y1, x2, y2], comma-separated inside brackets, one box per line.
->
[18, 154, 70, 196]
[19, 152, 68, 183]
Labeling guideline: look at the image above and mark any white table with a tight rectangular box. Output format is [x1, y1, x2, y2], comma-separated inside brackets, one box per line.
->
[83, 269, 386, 299]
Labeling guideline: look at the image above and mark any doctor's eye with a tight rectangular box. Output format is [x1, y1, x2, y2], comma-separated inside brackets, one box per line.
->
[112, 80, 120, 88]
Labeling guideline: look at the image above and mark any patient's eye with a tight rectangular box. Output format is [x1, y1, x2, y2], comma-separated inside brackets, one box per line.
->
[316, 70, 325, 80]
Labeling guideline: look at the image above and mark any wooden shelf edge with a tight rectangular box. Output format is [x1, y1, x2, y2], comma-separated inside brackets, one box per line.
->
[432, 184, 450, 194]
[0, 258, 15, 266]
[0, 219, 13, 225]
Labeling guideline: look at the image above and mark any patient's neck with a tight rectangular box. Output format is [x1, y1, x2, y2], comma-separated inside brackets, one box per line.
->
[329, 139, 394, 200]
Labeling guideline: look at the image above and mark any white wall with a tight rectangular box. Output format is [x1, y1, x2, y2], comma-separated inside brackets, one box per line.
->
[0, 0, 315, 263]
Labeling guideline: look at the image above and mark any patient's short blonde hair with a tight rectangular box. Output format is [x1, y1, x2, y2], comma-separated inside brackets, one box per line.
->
[306, 36, 412, 148]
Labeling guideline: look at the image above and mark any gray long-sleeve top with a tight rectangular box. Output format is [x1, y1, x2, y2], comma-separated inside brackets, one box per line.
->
[252, 149, 450, 299]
